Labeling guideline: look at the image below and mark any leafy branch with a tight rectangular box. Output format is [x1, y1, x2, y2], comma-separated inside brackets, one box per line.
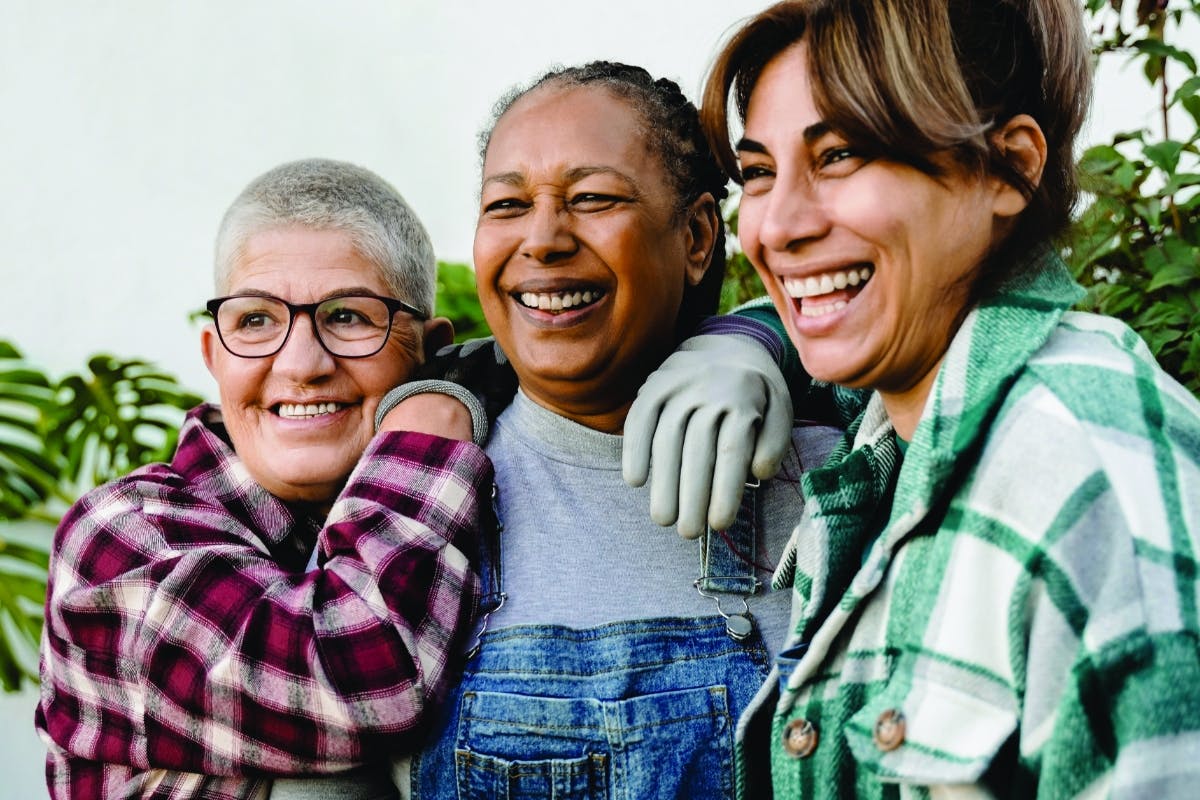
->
[0, 342, 200, 691]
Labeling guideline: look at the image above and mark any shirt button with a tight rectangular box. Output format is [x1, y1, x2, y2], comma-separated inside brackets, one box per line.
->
[782, 717, 819, 758]
[873, 709, 906, 751]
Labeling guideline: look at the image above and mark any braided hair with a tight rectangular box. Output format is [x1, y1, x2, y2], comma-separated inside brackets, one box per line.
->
[479, 61, 730, 340]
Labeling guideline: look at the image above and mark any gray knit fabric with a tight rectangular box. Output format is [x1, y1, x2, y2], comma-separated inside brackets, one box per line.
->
[485, 389, 841, 658]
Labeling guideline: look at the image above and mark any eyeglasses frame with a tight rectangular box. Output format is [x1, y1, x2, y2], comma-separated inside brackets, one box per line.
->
[205, 293, 429, 359]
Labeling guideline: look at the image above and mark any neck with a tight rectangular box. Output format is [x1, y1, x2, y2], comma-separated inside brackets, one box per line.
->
[878, 355, 945, 441]
[518, 386, 633, 433]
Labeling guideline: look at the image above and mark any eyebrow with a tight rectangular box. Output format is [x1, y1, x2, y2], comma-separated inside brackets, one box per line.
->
[231, 287, 384, 301]
[736, 122, 835, 155]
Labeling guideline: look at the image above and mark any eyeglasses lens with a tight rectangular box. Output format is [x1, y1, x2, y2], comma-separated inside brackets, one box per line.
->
[215, 296, 393, 357]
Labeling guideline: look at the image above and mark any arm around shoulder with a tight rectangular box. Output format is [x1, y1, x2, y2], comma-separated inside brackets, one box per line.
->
[37, 434, 494, 778]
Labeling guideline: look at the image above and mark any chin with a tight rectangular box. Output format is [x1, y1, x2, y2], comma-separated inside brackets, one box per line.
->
[261, 463, 354, 505]
[798, 347, 872, 389]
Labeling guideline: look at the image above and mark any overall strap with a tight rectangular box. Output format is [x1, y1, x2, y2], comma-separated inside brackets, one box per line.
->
[696, 482, 762, 642]
[697, 482, 760, 594]
[467, 482, 506, 657]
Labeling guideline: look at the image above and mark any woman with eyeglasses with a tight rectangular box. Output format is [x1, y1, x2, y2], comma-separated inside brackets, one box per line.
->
[36, 158, 495, 799]
[701, 0, 1200, 796]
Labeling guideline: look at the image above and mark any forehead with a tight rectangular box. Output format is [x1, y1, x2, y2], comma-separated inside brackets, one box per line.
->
[228, 226, 389, 297]
[484, 85, 664, 182]
[743, 43, 817, 136]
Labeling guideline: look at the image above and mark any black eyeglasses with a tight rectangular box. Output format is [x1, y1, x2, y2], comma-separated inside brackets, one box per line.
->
[205, 293, 428, 359]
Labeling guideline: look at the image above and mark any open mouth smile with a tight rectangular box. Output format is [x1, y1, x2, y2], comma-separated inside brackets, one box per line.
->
[782, 265, 874, 318]
[515, 289, 606, 314]
[274, 402, 345, 419]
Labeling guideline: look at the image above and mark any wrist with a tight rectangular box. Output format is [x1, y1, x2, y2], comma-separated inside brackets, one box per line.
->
[375, 380, 490, 446]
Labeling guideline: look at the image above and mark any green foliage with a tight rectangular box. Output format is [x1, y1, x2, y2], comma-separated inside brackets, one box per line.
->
[49, 356, 203, 495]
[0, 343, 59, 519]
[436, 261, 491, 341]
[718, 194, 769, 314]
[1065, 0, 1200, 394]
[0, 342, 200, 690]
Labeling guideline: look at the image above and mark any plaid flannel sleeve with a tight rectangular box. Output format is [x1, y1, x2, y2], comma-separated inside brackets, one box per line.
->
[37, 431, 492, 787]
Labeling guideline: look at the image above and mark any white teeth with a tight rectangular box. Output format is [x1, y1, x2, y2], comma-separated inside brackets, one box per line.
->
[783, 265, 873, 299]
[801, 299, 848, 318]
[518, 290, 604, 312]
[278, 402, 342, 419]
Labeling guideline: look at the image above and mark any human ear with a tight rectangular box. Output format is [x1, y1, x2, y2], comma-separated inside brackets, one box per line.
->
[421, 317, 455, 362]
[991, 114, 1047, 218]
[683, 192, 719, 287]
[200, 323, 220, 376]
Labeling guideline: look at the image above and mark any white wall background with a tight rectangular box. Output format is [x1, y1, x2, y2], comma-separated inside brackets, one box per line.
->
[0, 1, 1192, 796]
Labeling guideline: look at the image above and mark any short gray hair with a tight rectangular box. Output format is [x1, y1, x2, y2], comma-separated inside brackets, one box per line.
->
[214, 159, 437, 316]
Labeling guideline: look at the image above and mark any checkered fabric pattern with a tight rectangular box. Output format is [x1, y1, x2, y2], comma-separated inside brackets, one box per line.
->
[743, 249, 1200, 798]
[36, 405, 493, 799]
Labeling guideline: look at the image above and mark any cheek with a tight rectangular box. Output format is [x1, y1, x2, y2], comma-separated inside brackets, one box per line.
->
[472, 228, 508, 287]
[736, 200, 765, 260]
[361, 346, 420, 398]
[213, 358, 267, 405]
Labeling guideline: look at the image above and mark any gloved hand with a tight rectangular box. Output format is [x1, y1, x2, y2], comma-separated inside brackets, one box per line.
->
[623, 333, 793, 539]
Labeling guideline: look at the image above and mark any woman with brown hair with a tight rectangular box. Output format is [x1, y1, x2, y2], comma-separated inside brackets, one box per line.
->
[702, 1, 1200, 797]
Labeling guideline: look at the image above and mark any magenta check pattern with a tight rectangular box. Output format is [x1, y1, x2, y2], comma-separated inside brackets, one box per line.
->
[36, 404, 493, 799]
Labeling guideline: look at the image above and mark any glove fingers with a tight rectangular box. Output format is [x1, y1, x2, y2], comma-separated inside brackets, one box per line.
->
[622, 385, 668, 488]
[675, 409, 723, 540]
[751, 389, 793, 480]
[647, 405, 690, 528]
[706, 410, 759, 531]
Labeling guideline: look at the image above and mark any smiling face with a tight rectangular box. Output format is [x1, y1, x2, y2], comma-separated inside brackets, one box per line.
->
[737, 43, 1021, 436]
[201, 226, 447, 504]
[473, 85, 712, 431]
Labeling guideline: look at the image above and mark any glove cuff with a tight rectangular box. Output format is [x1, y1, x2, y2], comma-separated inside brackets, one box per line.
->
[375, 380, 490, 446]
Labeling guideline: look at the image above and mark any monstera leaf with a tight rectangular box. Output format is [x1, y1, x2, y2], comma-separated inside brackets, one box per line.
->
[0, 348, 203, 690]
[0, 342, 58, 689]
[0, 519, 50, 690]
[0, 342, 59, 519]
[46, 354, 203, 494]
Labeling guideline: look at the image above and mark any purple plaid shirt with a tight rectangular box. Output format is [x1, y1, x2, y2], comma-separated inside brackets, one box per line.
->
[36, 404, 493, 799]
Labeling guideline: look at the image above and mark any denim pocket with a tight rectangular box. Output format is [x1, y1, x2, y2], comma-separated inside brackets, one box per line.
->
[454, 686, 735, 800]
[455, 749, 608, 800]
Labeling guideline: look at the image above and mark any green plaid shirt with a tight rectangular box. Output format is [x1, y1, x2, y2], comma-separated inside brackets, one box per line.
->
[745, 249, 1200, 798]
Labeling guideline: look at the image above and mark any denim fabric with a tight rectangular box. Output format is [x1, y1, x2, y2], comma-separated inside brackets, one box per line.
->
[413, 616, 771, 800]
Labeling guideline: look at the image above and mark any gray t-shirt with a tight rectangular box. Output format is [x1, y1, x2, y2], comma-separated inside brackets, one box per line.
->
[485, 389, 841, 658]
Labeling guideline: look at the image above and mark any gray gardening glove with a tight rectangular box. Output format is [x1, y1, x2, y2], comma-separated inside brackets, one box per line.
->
[623, 333, 792, 539]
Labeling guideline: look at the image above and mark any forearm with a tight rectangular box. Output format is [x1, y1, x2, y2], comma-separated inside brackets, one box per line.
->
[38, 432, 492, 776]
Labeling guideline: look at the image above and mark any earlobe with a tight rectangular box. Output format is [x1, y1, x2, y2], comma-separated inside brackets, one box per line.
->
[991, 114, 1047, 218]
[684, 193, 719, 286]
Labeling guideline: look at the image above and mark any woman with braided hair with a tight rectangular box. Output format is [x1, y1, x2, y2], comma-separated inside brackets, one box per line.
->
[396, 61, 842, 799]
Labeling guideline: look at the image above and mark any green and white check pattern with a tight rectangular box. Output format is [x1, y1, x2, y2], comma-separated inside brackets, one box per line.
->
[747, 249, 1200, 799]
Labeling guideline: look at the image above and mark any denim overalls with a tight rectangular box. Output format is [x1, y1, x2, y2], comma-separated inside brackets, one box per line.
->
[411, 488, 771, 800]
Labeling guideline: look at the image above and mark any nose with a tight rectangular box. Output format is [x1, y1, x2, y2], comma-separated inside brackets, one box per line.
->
[756, 173, 832, 254]
[272, 312, 336, 383]
[520, 199, 578, 264]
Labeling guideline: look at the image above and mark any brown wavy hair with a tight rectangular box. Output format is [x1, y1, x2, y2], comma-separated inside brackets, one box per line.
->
[702, 0, 1092, 283]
